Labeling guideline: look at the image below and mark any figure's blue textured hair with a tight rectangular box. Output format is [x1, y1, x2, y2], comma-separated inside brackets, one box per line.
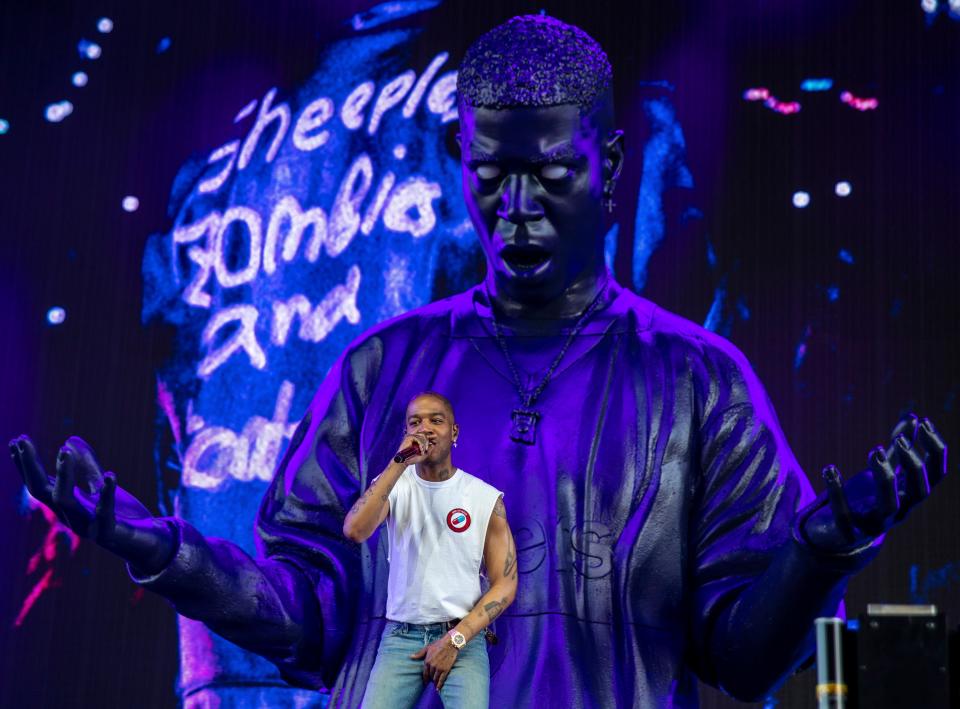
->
[457, 15, 612, 110]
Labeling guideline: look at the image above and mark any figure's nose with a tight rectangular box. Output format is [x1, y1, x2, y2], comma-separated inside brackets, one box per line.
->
[498, 173, 543, 224]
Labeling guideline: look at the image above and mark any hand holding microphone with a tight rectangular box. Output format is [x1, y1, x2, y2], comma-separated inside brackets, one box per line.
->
[394, 433, 432, 464]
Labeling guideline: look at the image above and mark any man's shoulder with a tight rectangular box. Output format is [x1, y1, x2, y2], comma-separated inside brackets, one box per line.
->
[455, 468, 503, 499]
[618, 288, 753, 373]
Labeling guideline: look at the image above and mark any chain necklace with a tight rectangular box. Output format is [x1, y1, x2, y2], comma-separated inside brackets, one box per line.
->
[483, 280, 610, 445]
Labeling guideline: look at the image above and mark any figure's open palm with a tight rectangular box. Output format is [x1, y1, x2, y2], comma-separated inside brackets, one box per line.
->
[10, 435, 173, 572]
[801, 414, 948, 554]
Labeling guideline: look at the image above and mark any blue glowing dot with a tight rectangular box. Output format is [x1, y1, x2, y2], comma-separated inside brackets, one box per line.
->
[46, 307, 66, 325]
[78, 39, 102, 60]
[800, 78, 834, 92]
[835, 180, 852, 197]
[0, 118, 9, 135]
[97, 17, 114, 33]
[826, 285, 840, 302]
[122, 195, 140, 212]
[847, 619, 860, 632]
[792, 191, 810, 208]
[44, 100, 74, 123]
[156, 36, 172, 54]
[393, 144, 407, 160]
[838, 248, 855, 264]
[72, 71, 89, 87]
[922, 0, 938, 13]
[793, 342, 807, 370]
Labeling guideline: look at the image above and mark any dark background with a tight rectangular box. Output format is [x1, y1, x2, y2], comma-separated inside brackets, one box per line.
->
[1, 1, 958, 707]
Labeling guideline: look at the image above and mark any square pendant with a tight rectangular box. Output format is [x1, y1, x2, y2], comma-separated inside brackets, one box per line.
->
[510, 409, 541, 445]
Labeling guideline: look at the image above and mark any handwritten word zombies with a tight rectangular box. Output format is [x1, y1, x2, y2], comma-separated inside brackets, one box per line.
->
[182, 380, 300, 490]
[174, 169, 441, 309]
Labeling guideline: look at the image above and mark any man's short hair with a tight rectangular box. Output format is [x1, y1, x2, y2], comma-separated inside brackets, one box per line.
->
[456, 14, 612, 112]
[407, 391, 456, 421]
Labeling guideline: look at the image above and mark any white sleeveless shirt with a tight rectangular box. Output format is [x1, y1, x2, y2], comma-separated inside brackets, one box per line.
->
[385, 466, 503, 623]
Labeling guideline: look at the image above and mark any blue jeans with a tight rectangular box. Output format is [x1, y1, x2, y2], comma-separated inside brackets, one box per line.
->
[361, 620, 489, 709]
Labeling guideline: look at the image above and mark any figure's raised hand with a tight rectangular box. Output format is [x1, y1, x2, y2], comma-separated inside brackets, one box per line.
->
[10, 435, 175, 574]
[800, 414, 948, 555]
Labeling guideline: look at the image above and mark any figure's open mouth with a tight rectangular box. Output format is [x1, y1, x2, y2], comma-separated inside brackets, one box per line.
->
[500, 244, 552, 274]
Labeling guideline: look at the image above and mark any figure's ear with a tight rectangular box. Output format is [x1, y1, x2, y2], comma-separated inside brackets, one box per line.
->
[604, 129, 625, 184]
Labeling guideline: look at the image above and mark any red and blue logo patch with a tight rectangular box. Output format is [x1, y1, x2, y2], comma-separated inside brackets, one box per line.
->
[446, 508, 471, 533]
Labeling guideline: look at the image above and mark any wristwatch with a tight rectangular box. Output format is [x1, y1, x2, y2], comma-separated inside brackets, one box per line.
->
[448, 629, 466, 650]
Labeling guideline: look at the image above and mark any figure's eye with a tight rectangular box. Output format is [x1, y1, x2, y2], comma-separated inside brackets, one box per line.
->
[475, 164, 502, 180]
[540, 164, 571, 180]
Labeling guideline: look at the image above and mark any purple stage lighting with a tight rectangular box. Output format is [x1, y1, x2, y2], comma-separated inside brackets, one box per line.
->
[97, 17, 113, 33]
[840, 91, 878, 111]
[72, 71, 88, 87]
[765, 96, 801, 115]
[122, 196, 140, 212]
[743, 87, 770, 101]
[792, 191, 810, 208]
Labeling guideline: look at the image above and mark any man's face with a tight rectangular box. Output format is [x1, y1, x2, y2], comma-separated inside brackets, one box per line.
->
[459, 104, 610, 304]
[405, 396, 458, 464]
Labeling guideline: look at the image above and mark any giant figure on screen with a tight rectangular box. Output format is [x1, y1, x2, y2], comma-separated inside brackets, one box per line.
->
[9, 13, 948, 709]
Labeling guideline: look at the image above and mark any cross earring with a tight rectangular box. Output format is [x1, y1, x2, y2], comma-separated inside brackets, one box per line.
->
[603, 181, 617, 213]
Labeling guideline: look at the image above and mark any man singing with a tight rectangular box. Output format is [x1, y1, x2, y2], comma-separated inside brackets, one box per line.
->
[10, 14, 948, 708]
[342, 392, 514, 708]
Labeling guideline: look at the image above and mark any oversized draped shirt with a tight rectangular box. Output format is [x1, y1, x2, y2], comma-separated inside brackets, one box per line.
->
[246, 280, 816, 707]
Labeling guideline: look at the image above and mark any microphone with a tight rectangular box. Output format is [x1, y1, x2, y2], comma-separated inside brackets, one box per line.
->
[394, 440, 424, 464]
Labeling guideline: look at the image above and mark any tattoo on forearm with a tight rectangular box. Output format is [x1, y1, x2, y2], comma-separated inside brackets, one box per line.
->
[503, 535, 517, 580]
[349, 484, 389, 515]
[483, 600, 504, 622]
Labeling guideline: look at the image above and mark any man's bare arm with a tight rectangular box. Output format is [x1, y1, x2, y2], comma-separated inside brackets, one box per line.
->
[342, 432, 430, 543]
[455, 496, 518, 643]
[413, 495, 518, 690]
